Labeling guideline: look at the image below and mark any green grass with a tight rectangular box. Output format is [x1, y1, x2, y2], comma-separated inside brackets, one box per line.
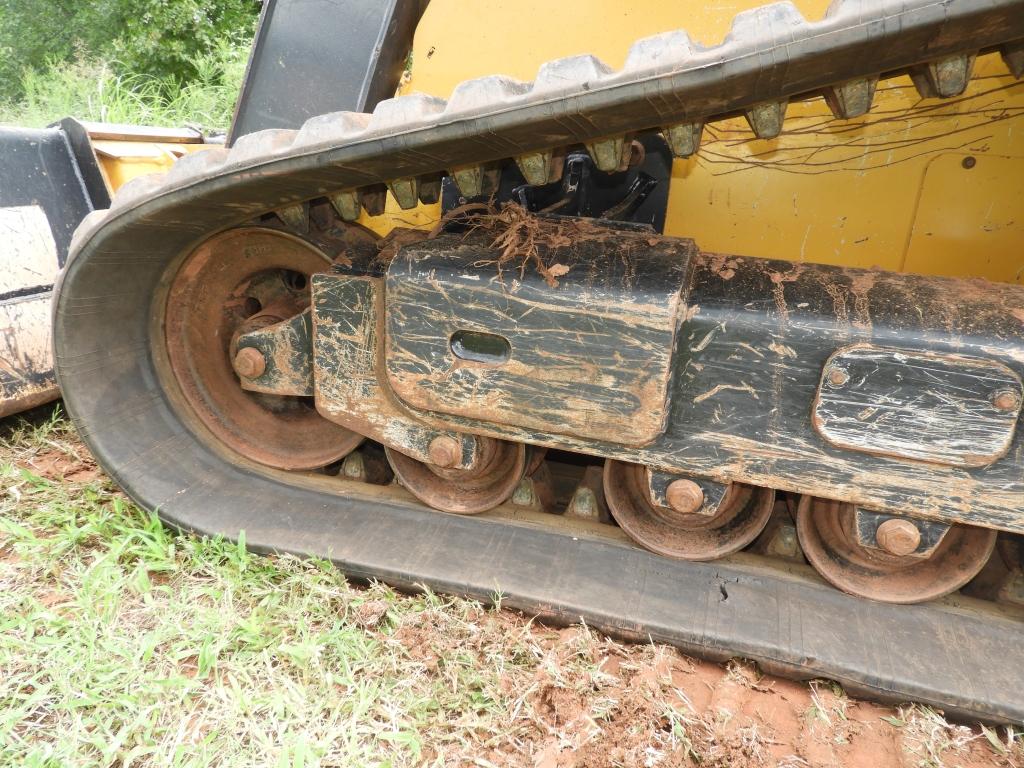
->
[2, 407, 1022, 767]
[0, 411, 541, 767]
[0, 43, 248, 132]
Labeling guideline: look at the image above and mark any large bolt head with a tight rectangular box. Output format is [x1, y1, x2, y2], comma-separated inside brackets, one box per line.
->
[993, 389, 1021, 412]
[876, 518, 921, 557]
[826, 366, 850, 387]
[233, 347, 266, 379]
[427, 435, 461, 468]
[665, 478, 704, 515]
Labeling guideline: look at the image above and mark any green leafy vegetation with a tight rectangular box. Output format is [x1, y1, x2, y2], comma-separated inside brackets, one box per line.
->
[0, 0, 259, 130]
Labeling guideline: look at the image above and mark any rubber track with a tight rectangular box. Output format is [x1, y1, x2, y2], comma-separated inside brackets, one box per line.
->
[55, 0, 1024, 723]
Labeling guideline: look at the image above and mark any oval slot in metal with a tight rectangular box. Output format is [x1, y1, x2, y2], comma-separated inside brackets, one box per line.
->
[450, 330, 511, 365]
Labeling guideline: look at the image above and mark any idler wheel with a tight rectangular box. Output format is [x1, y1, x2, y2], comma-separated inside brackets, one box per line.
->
[603, 460, 774, 561]
[796, 496, 997, 604]
[386, 437, 526, 514]
[164, 227, 363, 470]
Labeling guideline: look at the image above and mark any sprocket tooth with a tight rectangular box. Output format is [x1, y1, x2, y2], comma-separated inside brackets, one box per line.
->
[276, 203, 308, 232]
[418, 176, 442, 205]
[293, 111, 371, 148]
[446, 75, 530, 115]
[388, 178, 419, 210]
[369, 93, 447, 132]
[109, 173, 167, 210]
[229, 128, 297, 165]
[584, 136, 630, 173]
[824, 76, 878, 119]
[515, 150, 564, 186]
[328, 190, 361, 222]
[1003, 42, 1024, 79]
[533, 54, 613, 92]
[912, 53, 976, 99]
[623, 30, 695, 72]
[665, 122, 703, 158]
[744, 100, 788, 139]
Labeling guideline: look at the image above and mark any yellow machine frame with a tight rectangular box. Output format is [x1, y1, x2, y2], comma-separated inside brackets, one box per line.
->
[388, 0, 1023, 284]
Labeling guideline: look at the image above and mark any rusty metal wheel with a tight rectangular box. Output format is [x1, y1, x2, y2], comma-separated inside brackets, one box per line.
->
[796, 496, 997, 604]
[603, 460, 774, 561]
[386, 438, 526, 514]
[164, 227, 363, 469]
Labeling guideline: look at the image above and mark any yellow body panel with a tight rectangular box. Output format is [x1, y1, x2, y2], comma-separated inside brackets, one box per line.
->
[94, 140, 210, 192]
[400, 0, 1024, 283]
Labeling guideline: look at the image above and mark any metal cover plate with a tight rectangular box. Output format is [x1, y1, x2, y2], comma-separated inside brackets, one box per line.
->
[813, 344, 1022, 467]
[385, 228, 693, 446]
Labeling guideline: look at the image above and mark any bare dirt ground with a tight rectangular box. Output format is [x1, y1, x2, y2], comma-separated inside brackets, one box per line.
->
[2, 408, 1021, 767]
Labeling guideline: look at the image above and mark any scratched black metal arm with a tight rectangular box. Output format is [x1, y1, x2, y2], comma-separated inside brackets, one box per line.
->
[54, 0, 1024, 722]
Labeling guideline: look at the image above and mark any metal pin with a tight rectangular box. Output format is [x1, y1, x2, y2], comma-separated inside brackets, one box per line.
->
[515, 150, 562, 186]
[824, 77, 878, 119]
[388, 178, 419, 210]
[452, 166, 483, 198]
[665, 122, 703, 158]
[914, 53, 975, 99]
[1003, 42, 1024, 79]
[418, 177, 442, 205]
[361, 186, 387, 217]
[328, 191, 361, 222]
[584, 136, 627, 173]
[744, 100, 787, 139]
[276, 204, 308, 231]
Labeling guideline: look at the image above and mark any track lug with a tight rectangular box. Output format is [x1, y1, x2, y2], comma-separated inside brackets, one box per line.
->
[340, 448, 392, 485]
[511, 463, 555, 512]
[452, 166, 483, 198]
[744, 100, 788, 139]
[1003, 41, 1024, 79]
[584, 136, 630, 173]
[565, 466, 611, 523]
[515, 150, 564, 186]
[912, 53, 976, 98]
[276, 203, 309, 232]
[388, 178, 420, 210]
[328, 191, 361, 222]
[853, 507, 950, 559]
[360, 185, 388, 216]
[418, 176, 442, 205]
[664, 122, 703, 158]
[824, 76, 878, 119]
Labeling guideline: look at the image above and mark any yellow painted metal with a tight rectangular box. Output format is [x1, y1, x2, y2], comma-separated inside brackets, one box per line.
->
[400, 0, 1024, 283]
[93, 140, 210, 192]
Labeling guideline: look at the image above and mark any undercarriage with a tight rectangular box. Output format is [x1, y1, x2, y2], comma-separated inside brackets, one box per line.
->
[54, 0, 1024, 722]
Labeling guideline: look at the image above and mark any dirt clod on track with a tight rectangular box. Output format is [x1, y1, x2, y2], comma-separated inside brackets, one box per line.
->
[2, 406, 1021, 767]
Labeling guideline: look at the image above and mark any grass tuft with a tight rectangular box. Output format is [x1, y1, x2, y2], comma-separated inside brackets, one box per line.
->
[0, 42, 248, 132]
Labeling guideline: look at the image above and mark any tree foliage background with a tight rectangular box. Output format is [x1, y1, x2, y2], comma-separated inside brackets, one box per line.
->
[0, 0, 261, 127]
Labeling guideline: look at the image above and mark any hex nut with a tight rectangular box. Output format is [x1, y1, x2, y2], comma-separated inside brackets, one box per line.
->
[876, 518, 921, 557]
[665, 478, 705, 515]
[427, 435, 462, 468]
[233, 347, 266, 379]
